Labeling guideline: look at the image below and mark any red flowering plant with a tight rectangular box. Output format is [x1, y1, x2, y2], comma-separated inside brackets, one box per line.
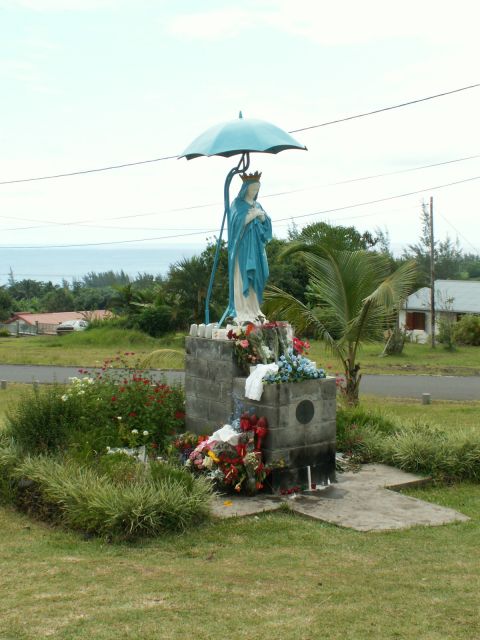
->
[177, 413, 271, 495]
[68, 353, 185, 456]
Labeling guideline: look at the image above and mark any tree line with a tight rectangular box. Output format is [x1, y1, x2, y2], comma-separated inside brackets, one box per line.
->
[1, 221, 479, 334]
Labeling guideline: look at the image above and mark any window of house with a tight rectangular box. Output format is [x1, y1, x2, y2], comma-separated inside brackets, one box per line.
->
[405, 312, 426, 330]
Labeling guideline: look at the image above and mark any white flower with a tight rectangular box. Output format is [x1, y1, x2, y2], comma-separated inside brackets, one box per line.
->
[78, 390, 85, 395]
[131, 429, 138, 434]
[202, 455, 214, 470]
[117, 416, 122, 421]
[142, 430, 149, 436]
[61, 394, 68, 402]
[106, 446, 111, 452]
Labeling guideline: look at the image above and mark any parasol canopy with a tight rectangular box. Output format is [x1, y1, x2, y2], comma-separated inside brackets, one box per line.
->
[179, 115, 307, 159]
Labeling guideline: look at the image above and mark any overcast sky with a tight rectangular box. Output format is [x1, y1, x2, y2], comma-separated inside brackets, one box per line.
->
[1, 0, 480, 256]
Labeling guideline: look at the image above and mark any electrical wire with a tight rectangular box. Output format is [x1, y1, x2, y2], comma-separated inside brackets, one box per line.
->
[1, 82, 479, 186]
[289, 82, 480, 132]
[2, 174, 480, 250]
[2, 152, 480, 232]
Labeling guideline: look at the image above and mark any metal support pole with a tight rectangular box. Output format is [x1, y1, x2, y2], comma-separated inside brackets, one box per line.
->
[430, 196, 436, 348]
[204, 152, 250, 325]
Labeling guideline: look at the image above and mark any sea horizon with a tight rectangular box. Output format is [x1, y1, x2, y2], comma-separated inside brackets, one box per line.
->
[0, 244, 205, 286]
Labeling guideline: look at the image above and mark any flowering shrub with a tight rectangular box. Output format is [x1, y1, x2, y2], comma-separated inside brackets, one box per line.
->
[264, 349, 326, 384]
[73, 354, 185, 453]
[175, 413, 271, 495]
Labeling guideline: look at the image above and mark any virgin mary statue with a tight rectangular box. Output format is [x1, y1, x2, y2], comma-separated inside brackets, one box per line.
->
[221, 171, 272, 324]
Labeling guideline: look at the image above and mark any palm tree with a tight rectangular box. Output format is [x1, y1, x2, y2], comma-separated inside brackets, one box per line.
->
[264, 243, 417, 405]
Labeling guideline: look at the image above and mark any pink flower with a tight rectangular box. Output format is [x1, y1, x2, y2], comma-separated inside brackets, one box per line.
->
[240, 340, 249, 348]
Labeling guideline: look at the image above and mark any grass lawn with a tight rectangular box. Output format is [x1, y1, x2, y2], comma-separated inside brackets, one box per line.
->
[361, 395, 480, 436]
[0, 383, 28, 428]
[0, 331, 479, 376]
[1, 388, 479, 638]
[0, 330, 185, 369]
[308, 340, 480, 377]
[0, 485, 478, 640]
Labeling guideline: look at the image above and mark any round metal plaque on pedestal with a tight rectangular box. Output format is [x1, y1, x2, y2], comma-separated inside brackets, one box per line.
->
[296, 399, 315, 424]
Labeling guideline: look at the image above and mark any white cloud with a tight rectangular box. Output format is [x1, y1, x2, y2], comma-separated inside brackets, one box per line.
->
[167, 7, 251, 40]
[1, 0, 120, 10]
[167, 0, 480, 46]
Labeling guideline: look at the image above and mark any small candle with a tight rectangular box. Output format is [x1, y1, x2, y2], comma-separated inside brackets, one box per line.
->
[307, 465, 312, 491]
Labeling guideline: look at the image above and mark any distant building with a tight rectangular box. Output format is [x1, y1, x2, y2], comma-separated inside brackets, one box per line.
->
[5, 310, 110, 335]
[399, 280, 480, 343]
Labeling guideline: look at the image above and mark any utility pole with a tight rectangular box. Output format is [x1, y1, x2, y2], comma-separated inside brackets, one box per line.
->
[429, 196, 435, 348]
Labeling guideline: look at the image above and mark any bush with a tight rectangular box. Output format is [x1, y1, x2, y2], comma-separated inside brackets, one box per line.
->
[0, 328, 11, 337]
[6, 356, 186, 458]
[337, 406, 480, 481]
[5, 453, 212, 540]
[452, 314, 480, 346]
[135, 305, 173, 337]
[5, 384, 93, 455]
[437, 316, 456, 350]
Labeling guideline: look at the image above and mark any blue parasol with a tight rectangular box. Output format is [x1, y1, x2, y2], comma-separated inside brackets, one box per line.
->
[180, 113, 306, 324]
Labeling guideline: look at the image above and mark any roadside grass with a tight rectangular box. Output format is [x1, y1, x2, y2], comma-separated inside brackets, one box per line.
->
[0, 330, 185, 368]
[361, 395, 480, 436]
[308, 340, 480, 377]
[0, 383, 28, 429]
[0, 484, 478, 640]
[0, 331, 478, 375]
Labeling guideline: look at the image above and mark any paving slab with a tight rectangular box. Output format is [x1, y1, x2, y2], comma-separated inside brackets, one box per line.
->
[211, 464, 470, 531]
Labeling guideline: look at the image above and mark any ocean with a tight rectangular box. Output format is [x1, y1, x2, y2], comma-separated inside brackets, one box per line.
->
[0, 245, 205, 285]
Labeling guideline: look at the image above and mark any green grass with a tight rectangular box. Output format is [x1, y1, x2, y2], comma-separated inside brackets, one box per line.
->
[0, 331, 478, 375]
[0, 484, 478, 639]
[1, 387, 479, 637]
[0, 384, 28, 429]
[0, 330, 185, 368]
[361, 395, 480, 436]
[308, 340, 480, 377]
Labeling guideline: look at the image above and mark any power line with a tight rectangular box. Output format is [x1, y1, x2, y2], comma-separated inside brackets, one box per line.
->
[2, 173, 480, 249]
[2, 152, 480, 232]
[289, 82, 480, 132]
[274, 174, 480, 224]
[436, 212, 480, 254]
[1, 82, 479, 186]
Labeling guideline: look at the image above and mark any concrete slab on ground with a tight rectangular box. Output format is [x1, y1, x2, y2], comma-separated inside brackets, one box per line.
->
[211, 463, 470, 531]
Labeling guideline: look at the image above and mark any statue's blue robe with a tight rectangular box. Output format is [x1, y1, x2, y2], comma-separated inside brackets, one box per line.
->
[221, 182, 272, 322]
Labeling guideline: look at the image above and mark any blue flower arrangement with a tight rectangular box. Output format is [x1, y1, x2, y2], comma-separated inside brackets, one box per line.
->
[264, 348, 327, 384]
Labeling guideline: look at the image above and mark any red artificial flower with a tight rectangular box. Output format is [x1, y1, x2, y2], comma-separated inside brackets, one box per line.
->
[175, 411, 186, 420]
[240, 418, 250, 431]
[249, 414, 258, 427]
[245, 323, 255, 336]
[111, 396, 117, 402]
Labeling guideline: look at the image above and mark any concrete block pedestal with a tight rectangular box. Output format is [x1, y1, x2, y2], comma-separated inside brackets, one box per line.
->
[185, 336, 337, 493]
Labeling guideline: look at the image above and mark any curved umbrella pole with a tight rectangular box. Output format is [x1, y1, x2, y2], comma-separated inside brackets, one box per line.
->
[204, 152, 250, 325]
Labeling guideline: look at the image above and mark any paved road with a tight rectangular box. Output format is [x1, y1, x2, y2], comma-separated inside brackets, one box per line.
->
[0, 364, 478, 401]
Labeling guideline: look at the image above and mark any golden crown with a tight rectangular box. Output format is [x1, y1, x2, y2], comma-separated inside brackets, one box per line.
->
[240, 171, 262, 183]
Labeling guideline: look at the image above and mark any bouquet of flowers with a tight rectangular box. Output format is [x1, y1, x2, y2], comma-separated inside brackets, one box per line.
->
[180, 414, 270, 495]
[227, 322, 292, 373]
[171, 432, 209, 463]
[264, 348, 327, 384]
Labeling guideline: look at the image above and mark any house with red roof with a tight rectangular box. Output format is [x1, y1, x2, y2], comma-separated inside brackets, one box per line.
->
[4, 310, 110, 335]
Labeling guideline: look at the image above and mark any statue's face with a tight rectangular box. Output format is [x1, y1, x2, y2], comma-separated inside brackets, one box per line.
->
[246, 182, 260, 199]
